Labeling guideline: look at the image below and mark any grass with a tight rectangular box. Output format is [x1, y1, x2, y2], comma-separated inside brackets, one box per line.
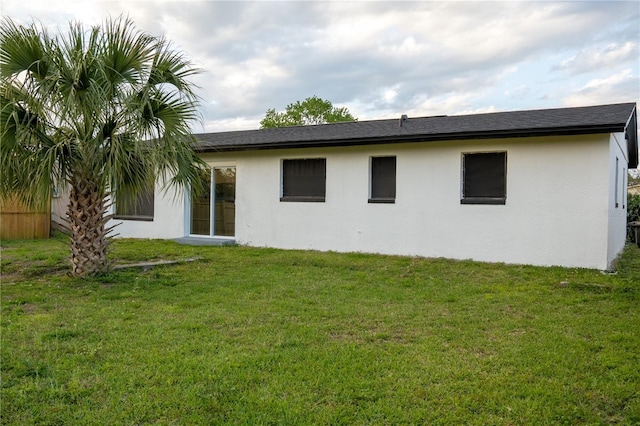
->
[1, 233, 639, 425]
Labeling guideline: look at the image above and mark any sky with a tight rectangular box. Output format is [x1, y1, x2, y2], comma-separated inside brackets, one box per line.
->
[1, 1, 638, 133]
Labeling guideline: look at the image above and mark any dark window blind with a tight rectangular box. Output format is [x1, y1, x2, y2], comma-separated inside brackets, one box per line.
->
[462, 152, 506, 204]
[282, 159, 326, 201]
[370, 156, 396, 202]
[115, 185, 154, 220]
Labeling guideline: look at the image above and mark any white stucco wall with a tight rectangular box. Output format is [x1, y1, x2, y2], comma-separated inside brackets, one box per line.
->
[112, 133, 622, 269]
[51, 184, 70, 230]
[201, 134, 613, 269]
[109, 184, 186, 239]
[51, 180, 187, 239]
[606, 132, 630, 267]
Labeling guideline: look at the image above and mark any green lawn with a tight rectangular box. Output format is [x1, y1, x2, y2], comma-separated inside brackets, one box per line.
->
[2, 234, 639, 425]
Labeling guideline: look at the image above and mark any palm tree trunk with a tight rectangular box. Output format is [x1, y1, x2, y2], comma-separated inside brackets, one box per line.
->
[67, 175, 112, 277]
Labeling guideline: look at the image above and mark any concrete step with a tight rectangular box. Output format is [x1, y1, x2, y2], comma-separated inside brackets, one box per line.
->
[173, 236, 236, 246]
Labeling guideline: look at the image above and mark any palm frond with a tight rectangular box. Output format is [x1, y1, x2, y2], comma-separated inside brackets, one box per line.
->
[0, 19, 50, 79]
[101, 16, 155, 87]
[148, 39, 200, 99]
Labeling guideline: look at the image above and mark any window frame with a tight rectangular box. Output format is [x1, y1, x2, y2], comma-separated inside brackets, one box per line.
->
[460, 151, 507, 205]
[369, 156, 396, 204]
[280, 158, 327, 202]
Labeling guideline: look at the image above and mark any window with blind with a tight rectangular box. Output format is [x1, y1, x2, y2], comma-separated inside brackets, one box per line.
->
[369, 156, 396, 203]
[281, 158, 326, 202]
[114, 184, 155, 220]
[461, 152, 506, 205]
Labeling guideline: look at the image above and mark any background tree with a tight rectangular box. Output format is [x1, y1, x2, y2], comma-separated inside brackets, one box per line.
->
[260, 95, 356, 128]
[1, 17, 206, 277]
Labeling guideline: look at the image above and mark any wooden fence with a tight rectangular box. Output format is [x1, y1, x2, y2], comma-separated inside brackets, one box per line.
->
[0, 196, 50, 239]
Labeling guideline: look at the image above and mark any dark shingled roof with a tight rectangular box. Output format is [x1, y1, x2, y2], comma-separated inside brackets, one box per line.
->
[194, 103, 638, 168]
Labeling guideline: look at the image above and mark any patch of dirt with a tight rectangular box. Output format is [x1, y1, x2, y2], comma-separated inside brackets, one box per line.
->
[0, 273, 23, 284]
[20, 303, 37, 314]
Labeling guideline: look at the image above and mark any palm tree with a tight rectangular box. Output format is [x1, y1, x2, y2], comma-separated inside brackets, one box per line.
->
[1, 16, 206, 277]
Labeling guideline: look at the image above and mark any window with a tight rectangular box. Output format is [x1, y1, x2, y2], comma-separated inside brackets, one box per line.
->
[115, 184, 154, 220]
[281, 158, 326, 202]
[369, 156, 396, 203]
[615, 158, 619, 208]
[461, 152, 506, 205]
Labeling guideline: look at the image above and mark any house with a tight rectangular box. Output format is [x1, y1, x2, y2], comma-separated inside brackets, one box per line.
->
[106, 103, 637, 270]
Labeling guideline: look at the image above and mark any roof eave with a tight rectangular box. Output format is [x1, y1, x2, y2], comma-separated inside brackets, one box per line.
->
[194, 124, 627, 153]
[625, 106, 638, 169]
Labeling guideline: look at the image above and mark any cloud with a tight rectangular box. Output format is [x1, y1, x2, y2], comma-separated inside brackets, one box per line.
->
[562, 69, 639, 107]
[556, 42, 639, 75]
[2, 0, 638, 132]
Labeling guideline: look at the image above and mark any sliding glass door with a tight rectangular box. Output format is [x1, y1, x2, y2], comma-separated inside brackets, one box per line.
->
[190, 167, 235, 237]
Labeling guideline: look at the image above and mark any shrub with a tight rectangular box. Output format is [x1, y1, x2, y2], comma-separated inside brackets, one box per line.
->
[627, 193, 640, 241]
